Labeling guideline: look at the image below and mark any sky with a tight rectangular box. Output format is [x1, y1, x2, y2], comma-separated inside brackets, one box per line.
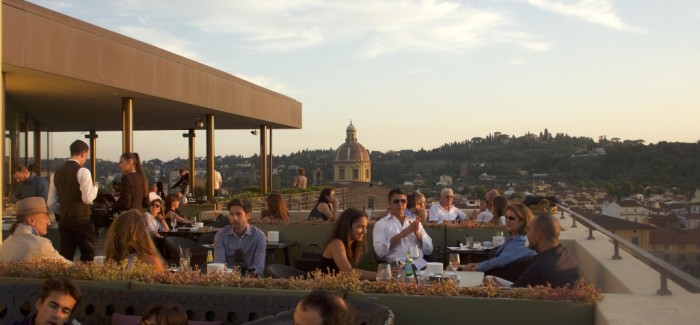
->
[28, 0, 700, 162]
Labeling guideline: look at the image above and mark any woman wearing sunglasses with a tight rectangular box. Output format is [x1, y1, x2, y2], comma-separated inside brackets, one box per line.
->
[462, 202, 536, 272]
[144, 198, 169, 239]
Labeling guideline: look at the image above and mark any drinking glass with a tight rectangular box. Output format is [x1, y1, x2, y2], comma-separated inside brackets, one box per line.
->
[376, 263, 392, 281]
[483, 241, 493, 249]
[448, 253, 461, 273]
[180, 257, 191, 272]
[465, 237, 474, 249]
[390, 258, 403, 278]
[170, 217, 177, 230]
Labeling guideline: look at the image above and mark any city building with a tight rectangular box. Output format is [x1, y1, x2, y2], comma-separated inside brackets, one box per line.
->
[333, 122, 371, 184]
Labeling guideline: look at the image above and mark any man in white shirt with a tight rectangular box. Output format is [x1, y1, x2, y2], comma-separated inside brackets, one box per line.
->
[428, 188, 466, 224]
[0, 197, 71, 264]
[470, 189, 500, 224]
[373, 188, 433, 270]
[213, 170, 223, 197]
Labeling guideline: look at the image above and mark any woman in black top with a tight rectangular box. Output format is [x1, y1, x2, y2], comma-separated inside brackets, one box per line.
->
[319, 208, 376, 280]
[308, 188, 337, 221]
[112, 152, 148, 212]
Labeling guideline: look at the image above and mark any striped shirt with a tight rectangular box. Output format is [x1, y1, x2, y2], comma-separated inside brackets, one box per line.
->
[213, 224, 266, 275]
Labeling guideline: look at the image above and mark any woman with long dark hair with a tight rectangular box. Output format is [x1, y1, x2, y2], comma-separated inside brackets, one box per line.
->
[261, 192, 290, 222]
[319, 208, 376, 280]
[308, 188, 337, 221]
[112, 152, 148, 212]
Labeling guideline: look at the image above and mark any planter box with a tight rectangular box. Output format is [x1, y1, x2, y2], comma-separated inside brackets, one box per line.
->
[353, 292, 593, 325]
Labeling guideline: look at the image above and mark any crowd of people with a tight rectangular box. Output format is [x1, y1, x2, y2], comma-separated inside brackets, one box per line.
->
[0, 139, 581, 324]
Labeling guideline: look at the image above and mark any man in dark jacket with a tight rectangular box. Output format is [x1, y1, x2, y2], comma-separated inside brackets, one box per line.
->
[47, 140, 99, 262]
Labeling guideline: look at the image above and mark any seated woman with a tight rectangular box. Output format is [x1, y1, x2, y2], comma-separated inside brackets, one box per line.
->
[319, 208, 376, 280]
[104, 209, 166, 272]
[144, 198, 169, 238]
[461, 202, 536, 273]
[261, 192, 290, 222]
[164, 193, 191, 226]
[308, 188, 338, 221]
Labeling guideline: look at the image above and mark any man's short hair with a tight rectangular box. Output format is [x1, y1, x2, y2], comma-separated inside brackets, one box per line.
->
[407, 192, 425, 209]
[39, 277, 82, 305]
[387, 188, 407, 201]
[440, 188, 453, 197]
[227, 198, 252, 213]
[298, 291, 352, 325]
[12, 164, 29, 174]
[532, 214, 560, 243]
[69, 140, 89, 156]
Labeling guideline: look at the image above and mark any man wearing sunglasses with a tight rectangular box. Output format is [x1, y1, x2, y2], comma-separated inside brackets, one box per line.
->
[373, 188, 433, 270]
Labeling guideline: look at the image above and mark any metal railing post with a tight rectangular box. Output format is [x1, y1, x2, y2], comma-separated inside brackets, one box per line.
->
[587, 226, 595, 240]
[612, 240, 622, 260]
[571, 215, 578, 228]
[657, 271, 672, 296]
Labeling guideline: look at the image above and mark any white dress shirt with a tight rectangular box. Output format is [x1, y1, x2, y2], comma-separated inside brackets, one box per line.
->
[428, 203, 466, 223]
[373, 214, 433, 270]
[476, 210, 495, 224]
[47, 159, 98, 213]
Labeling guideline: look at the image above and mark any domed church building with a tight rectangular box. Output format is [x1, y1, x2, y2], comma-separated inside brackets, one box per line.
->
[333, 122, 371, 184]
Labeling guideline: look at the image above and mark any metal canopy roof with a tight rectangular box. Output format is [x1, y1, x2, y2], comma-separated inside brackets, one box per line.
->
[3, 0, 302, 132]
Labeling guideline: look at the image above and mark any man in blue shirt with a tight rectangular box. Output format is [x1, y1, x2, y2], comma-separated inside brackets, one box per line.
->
[213, 198, 266, 276]
[10, 164, 49, 202]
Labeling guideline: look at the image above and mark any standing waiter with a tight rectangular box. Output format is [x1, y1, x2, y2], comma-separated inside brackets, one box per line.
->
[47, 140, 99, 262]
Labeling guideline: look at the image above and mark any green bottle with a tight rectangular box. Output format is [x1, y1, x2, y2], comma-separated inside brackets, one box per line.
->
[404, 248, 414, 280]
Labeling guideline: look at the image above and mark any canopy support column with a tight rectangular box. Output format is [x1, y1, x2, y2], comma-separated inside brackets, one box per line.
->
[121, 97, 133, 153]
[259, 125, 268, 194]
[84, 130, 98, 184]
[206, 114, 215, 200]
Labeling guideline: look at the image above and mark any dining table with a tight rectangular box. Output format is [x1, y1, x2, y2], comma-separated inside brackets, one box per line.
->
[445, 245, 496, 264]
[200, 241, 298, 267]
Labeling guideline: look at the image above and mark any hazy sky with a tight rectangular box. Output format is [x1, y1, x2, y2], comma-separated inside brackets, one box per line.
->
[30, 0, 700, 161]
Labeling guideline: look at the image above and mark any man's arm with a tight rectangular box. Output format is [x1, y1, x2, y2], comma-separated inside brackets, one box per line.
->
[47, 173, 60, 213]
[38, 178, 50, 202]
[250, 231, 267, 275]
[418, 223, 433, 255]
[213, 230, 226, 263]
[372, 220, 391, 259]
[77, 168, 98, 204]
[428, 204, 440, 222]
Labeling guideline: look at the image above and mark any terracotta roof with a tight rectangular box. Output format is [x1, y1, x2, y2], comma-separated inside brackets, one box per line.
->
[650, 228, 700, 245]
[618, 200, 645, 208]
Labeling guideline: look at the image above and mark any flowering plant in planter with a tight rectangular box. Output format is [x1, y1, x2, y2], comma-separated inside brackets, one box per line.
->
[0, 261, 601, 303]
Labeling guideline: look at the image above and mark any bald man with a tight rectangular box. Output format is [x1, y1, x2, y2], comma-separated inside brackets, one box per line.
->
[470, 189, 500, 223]
[293, 291, 352, 325]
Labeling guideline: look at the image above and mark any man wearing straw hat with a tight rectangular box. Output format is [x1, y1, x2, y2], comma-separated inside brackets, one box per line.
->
[0, 197, 71, 264]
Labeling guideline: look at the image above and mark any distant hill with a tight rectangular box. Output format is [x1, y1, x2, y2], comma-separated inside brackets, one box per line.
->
[54, 131, 698, 196]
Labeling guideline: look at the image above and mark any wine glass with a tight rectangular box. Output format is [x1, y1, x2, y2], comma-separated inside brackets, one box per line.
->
[448, 253, 461, 273]
[170, 217, 177, 231]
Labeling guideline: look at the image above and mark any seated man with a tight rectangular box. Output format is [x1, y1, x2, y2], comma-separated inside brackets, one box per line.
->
[428, 188, 466, 224]
[374, 188, 433, 270]
[213, 198, 266, 276]
[511, 213, 580, 288]
[0, 197, 71, 264]
[12, 277, 82, 325]
[294, 291, 352, 325]
[469, 189, 500, 223]
[10, 164, 49, 202]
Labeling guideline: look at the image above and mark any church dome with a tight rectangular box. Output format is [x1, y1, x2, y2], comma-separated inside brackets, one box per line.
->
[334, 121, 370, 162]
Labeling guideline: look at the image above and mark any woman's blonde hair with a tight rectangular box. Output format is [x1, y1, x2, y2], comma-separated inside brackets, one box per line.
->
[105, 209, 161, 262]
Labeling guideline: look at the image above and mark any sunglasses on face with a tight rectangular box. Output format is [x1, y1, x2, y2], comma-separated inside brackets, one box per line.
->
[392, 199, 407, 204]
[149, 204, 161, 208]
